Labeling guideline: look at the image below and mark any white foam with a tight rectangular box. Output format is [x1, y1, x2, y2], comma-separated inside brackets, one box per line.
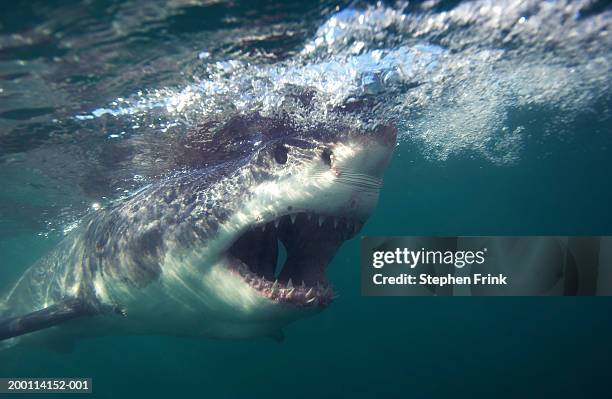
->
[73, 0, 610, 166]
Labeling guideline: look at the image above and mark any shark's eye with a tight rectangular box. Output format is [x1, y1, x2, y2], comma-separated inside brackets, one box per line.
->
[274, 144, 288, 164]
[321, 148, 332, 167]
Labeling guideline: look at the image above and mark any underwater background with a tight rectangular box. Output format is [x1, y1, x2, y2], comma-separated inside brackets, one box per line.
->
[0, 0, 611, 397]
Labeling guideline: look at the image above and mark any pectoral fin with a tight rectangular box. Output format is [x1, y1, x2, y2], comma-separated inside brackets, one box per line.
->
[0, 298, 98, 341]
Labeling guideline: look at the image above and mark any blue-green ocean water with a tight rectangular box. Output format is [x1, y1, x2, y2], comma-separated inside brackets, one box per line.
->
[1, 1, 611, 398]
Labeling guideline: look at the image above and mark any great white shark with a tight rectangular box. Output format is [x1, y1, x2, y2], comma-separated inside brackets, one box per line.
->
[0, 114, 396, 350]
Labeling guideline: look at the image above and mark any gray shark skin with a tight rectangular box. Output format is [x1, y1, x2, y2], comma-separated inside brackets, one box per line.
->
[0, 113, 396, 350]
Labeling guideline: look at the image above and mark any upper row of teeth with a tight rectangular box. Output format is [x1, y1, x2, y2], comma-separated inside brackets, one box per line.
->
[253, 214, 361, 232]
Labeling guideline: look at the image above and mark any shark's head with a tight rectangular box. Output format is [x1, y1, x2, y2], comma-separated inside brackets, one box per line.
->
[110, 114, 396, 338]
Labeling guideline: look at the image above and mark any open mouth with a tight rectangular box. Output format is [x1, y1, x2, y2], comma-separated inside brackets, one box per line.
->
[227, 213, 362, 307]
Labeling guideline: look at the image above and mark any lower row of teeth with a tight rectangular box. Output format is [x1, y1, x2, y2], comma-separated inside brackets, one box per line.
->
[232, 265, 332, 305]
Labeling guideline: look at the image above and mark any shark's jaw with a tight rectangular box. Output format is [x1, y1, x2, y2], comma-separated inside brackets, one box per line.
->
[203, 124, 397, 316]
[226, 211, 362, 307]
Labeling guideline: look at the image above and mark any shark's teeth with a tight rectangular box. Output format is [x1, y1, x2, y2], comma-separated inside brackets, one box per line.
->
[231, 263, 333, 306]
[249, 212, 361, 234]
